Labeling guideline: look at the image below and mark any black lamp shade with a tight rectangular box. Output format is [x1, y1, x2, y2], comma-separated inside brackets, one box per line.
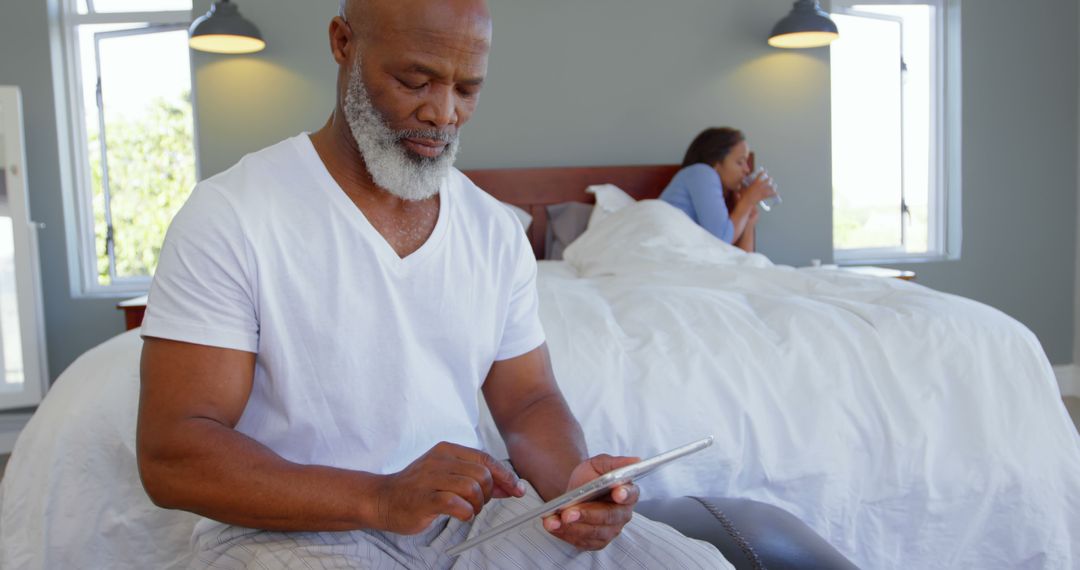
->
[189, 0, 265, 54]
[768, 0, 840, 49]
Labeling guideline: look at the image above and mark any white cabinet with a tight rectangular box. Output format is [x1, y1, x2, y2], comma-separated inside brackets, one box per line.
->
[0, 86, 49, 411]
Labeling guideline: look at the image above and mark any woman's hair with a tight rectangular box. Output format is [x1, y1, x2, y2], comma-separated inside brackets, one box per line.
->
[681, 127, 745, 168]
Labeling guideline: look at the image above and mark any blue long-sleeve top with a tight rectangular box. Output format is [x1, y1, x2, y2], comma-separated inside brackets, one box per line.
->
[658, 163, 735, 243]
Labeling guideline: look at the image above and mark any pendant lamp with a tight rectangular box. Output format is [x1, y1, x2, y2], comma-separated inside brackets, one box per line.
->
[189, 0, 266, 54]
[768, 0, 840, 49]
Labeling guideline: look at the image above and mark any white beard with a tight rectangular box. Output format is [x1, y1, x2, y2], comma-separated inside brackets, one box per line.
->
[343, 56, 459, 201]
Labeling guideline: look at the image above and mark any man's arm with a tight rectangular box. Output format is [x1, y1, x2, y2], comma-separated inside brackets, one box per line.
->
[483, 344, 640, 550]
[137, 337, 386, 531]
[482, 344, 587, 499]
[138, 337, 521, 534]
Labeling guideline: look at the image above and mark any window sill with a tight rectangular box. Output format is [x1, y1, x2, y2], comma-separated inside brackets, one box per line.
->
[72, 282, 150, 301]
[834, 252, 959, 266]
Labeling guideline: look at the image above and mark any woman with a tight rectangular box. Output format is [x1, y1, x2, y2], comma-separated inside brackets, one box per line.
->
[659, 127, 776, 253]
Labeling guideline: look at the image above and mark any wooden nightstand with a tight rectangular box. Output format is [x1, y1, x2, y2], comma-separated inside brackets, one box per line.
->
[117, 295, 148, 330]
[838, 266, 916, 281]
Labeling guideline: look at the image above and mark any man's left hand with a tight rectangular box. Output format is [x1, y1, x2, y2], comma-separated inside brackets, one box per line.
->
[542, 454, 640, 551]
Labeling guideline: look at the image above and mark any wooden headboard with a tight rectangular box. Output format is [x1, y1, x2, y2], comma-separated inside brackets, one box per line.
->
[462, 164, 680, 259]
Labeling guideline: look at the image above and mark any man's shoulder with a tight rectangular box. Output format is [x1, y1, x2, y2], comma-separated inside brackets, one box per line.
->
[200, 135, 308, 196]
[449, 168, 517, 224]
[447, 168, 530, 254]
[449, 168, 497, 206]
[171, 135, 314, 239]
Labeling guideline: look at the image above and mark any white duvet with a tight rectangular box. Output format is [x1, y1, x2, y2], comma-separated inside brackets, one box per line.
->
[482, 201, 1080, 569]
[2, 200, 1078, 569]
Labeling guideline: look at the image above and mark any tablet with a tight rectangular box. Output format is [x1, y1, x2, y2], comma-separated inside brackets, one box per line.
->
[446, 435, 714, 557]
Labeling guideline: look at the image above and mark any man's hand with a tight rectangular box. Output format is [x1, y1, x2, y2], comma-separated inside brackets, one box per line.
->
[542, 454, 641, 551]
[374, 442, 526, 535]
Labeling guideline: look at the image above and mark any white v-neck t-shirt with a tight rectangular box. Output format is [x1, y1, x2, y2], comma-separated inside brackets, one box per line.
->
[142, 134, 545, 478]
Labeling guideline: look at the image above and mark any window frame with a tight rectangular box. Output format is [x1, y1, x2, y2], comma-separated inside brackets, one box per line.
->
[829, 0, 962, 264]
[53, 0, 199, 297]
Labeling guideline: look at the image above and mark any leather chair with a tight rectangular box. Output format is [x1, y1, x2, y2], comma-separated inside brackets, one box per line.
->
[637, 497, 858, 569]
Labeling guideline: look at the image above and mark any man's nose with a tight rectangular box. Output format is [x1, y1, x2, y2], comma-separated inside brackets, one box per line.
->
[417, 86, 458, 128]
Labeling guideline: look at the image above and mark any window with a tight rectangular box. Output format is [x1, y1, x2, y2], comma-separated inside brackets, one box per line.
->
[56, 0, 197, 295]
[829, 0, 961, 262]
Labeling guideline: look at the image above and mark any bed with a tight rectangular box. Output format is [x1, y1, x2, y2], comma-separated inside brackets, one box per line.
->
[2, 164, 1078, 569]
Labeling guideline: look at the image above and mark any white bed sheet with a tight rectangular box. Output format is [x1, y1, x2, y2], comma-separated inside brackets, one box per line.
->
[2, 200, 1077, 569]
[0, 329, 197, 569]
[481, 201, 1080, 569]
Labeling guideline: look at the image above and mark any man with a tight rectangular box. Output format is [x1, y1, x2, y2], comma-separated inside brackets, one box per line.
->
[137, 0, 731, 567]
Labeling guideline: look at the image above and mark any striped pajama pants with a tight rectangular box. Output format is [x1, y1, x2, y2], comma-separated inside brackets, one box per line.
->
[191, 482, 732, 569]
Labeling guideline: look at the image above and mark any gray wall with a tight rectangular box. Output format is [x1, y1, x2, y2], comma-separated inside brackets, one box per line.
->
[194, 0, 834, 263]
[189, 0, 1080, 365]
[0, 0, 127, 382]
[904, 1, 1078, 363]
[2, 0, 1077, 379]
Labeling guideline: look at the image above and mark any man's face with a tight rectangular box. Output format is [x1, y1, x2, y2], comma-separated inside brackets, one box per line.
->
[341, 0, 491, 200]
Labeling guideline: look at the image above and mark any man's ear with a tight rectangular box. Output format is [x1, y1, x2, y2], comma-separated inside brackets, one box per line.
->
[328, 16, 352, 65]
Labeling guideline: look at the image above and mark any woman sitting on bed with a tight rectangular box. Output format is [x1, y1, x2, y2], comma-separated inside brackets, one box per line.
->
[659, 127, 776, 253]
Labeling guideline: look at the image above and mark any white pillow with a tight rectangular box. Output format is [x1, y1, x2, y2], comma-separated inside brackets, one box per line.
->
[585, 184, 636, 229]
[501, 202, 533, 231]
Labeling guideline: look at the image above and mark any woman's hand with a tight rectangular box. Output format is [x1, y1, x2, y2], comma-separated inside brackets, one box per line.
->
[728, 175, 767, 251]
[747, 203, 760, 226]
[740, 171, 777, 206]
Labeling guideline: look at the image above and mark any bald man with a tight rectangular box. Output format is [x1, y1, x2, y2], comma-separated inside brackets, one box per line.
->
[136, 1, 731, 567]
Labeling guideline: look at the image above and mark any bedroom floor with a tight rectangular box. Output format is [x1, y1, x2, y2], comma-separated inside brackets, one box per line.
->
[0, 399, 1077, 482]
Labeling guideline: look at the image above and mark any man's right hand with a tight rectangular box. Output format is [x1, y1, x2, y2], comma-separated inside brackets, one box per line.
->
[373, 442, 526, 534]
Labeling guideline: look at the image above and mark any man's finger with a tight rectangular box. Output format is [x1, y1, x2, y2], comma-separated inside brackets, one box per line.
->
[563, 502, 633, 528]
[609, 483, 639, 505]
[475, 453, 524, 498]
[439, 443, 524, 498]
[587, 454, 640, 475]
[441, 474, 487, 515]
[559, 507, 583, 525]
[430, 490, 476, 523]
[552, 519, 619, 549]
[446, 459, 496, 504]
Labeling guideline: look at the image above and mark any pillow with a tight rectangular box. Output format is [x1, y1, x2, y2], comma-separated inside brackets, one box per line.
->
[544, 202, 594, 260]
[585, 184, 636, 229]
[501, 202, 533, 231]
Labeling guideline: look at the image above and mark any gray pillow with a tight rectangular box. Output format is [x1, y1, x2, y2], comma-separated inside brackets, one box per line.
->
[545, 202, 594, 260]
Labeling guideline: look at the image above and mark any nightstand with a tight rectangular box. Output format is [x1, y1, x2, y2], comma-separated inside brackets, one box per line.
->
[117, 295, 148, 330]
